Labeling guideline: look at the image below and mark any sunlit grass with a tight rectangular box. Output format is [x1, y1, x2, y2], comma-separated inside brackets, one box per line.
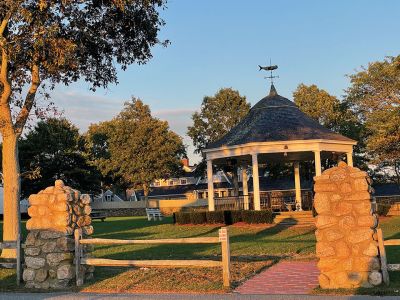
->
[0, 215, 399, 293]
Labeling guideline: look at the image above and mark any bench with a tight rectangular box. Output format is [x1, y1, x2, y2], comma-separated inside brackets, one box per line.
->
[146, 208, 163, 221]
[0, 233, 22, 285]
[90, 210, 107, 222]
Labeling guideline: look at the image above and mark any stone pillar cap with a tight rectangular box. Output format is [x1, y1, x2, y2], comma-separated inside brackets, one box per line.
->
[55, 180, 65, 188]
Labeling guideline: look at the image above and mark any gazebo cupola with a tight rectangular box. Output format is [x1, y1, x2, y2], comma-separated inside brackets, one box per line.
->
[202, 79, 357, 212]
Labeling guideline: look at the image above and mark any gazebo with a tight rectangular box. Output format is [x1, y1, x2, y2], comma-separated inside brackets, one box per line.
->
[202, 84, 357, 212]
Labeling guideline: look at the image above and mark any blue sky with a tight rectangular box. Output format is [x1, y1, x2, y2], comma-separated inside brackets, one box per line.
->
[53, 0, 400, 163]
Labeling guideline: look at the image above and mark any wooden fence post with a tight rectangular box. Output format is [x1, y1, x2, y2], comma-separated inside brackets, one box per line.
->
[377, 228, 390, 285]
[219, 227, 230, 288]
[16, 233, 21, 286]
[74, 229, 83, 286]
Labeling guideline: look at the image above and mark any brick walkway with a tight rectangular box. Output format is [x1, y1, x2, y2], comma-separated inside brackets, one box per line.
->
[235, 261, 319, 295]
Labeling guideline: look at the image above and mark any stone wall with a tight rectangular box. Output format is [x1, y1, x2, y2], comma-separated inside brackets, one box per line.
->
[314, 162, 381, 289]
[23, 180, 94, 289]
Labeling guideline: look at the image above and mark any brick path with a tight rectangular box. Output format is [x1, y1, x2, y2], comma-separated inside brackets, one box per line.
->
[235, 261, 319, 295]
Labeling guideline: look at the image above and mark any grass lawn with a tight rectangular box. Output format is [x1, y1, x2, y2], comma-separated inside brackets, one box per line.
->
[0, 215, 399, 294]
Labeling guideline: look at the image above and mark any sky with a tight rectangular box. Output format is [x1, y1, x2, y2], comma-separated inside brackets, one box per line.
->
[52, 0, 400, 164]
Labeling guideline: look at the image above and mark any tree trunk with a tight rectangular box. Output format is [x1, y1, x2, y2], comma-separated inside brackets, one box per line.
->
[1, 132, 20, 258]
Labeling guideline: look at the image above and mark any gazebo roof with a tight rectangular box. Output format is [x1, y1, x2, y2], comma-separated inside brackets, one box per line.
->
[207, 85, 355, 150]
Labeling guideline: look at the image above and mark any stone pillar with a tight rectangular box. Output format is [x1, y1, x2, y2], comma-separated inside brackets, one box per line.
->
[242, 166, 249, 210]
[294, 162, 302, 211]
[23, 180, 94, 289]
[207, 159, 215, 211]
[252, 154, 261, 211]
[314, 162, 381, 289]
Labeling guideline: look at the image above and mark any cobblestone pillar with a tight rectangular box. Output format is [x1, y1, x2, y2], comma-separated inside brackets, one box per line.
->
[314, 162, 381, 289]
[23, 180, 94, 289]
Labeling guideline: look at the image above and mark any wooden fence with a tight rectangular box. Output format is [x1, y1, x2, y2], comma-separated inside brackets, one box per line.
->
[74, 227, 231, 288]
[377, 228, 400, 285]
[0, 233, 22, 285]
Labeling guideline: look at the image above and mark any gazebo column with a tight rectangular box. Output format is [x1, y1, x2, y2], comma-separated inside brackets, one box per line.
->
[294, 162, 302, 211]
[252, 154, 261, 211]
[314, 150, 322, 176]
[346, 152, 354, 167]
[207, 159, 215, 211]
[242, 166, 249, 210]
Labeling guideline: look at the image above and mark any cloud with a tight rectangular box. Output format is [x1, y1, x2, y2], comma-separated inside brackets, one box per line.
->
[51, 89, 202, 163]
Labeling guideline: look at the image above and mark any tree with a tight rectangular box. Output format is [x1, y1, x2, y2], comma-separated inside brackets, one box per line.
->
[14, 118, 101, 197]
[345, 56, 400, 185]
[187, 88, 250, 194]
[187, 88, 250, 155]
[293, 83, 365, 169]
[0, 0, 167, 257]
[86, 98, 186, 197]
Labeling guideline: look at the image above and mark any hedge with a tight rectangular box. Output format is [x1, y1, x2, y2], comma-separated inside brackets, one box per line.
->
[189, 212, 207, 224]
[206, 211, 225, 224]
[174, 210, 274, 225]
[376, 203, 390, 216]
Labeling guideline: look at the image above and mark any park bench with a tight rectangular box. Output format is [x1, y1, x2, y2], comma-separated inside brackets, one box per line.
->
[90, 210, 107, 222]
[0, 233, 22, 285]
[146, 208, 163, 221]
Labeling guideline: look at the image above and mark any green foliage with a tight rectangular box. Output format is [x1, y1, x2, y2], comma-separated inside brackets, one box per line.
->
[174, 212, 191, 225]
[205, 211, 225, 224]
[187, 88, 250, 155]
[12, 118, 101, 197]
[346, 56, 400, 185]
[174, 210, 274, 225]
[241, 210, 274, 224]
[189, 212, 207, 225]
[86, 98, 186, 195]
[293, 83, 366, 170]
[377, 204, 391, 217]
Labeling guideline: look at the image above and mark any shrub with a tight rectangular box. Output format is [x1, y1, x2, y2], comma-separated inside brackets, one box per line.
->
[242, 210, 274, 224]
[206, 211, 225, 224]
[230, 210, 244, 224]
[377, 203, 390, 216]
[174, 212, 191, 224]
[189, 211, 207, 224]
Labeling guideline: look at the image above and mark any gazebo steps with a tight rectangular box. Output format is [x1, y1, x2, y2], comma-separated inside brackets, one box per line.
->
[273, 211, 315, 226]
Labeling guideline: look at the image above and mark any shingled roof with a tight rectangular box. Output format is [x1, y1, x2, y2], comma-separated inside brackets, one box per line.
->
[207, 85, 355, 149]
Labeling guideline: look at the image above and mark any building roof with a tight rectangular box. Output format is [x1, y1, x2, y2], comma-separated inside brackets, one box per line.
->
[373, 183, 400, 197]
[207, 85, 355, 149]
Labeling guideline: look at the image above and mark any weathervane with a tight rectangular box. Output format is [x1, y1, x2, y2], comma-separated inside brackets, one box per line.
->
[258, 60, 279, 85]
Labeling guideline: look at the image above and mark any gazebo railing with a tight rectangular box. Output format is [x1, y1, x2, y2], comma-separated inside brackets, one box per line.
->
[214, 190, 313, 211]
[214, 196, 253, 211]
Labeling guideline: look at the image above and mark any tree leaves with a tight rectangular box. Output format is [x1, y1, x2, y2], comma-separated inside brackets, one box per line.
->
[16, 118, 101, 197]
[187, 88, 250, 155]
[86, 97, 186, 195]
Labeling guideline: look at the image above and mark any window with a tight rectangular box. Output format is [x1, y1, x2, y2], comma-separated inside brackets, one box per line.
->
[154, 181, 160, 187]
[198, 192, 204, 199]
[180, 179, 187, 185]
[106, 194, 112, 202]
[169, 180, 174, 186]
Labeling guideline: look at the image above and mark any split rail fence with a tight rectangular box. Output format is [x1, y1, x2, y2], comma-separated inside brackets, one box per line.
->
[377, 228, 400, 285]
[74, 227, 231, 287]
[0, 233, 22, 285]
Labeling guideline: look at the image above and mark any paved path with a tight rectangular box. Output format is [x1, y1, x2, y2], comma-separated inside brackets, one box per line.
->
[0, 293, 398, 300]
[235, 261, 319, 295]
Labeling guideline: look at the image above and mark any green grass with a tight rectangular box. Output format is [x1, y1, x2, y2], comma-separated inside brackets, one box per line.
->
[0, 215, 400, 294]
